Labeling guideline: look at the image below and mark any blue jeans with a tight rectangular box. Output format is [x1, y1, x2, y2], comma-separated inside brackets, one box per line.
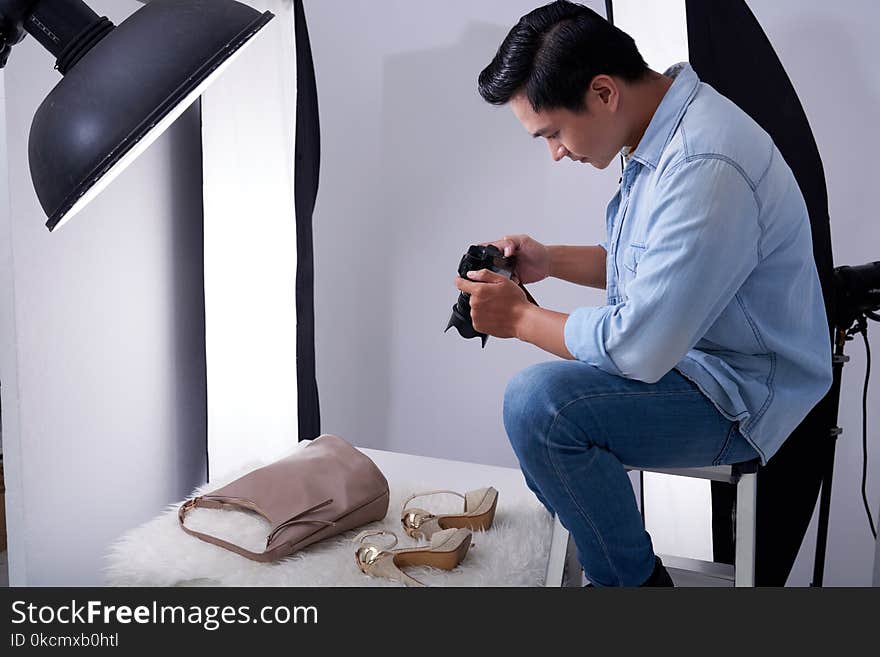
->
[503, 360, 758, 587]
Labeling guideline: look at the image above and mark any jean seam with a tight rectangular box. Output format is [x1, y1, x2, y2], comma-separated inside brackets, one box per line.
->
[554, 388, 702, 420]
[543, 410, 623, 586]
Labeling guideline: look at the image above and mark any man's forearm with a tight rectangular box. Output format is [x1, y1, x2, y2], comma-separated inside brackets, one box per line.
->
[547, 245, 607, 288]
[514, 304, 575, 360]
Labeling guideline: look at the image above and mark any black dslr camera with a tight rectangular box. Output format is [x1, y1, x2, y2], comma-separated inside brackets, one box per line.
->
[446, 244, 537, 348]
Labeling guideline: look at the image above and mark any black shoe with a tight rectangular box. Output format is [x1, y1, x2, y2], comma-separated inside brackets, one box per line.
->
[640, 556, 674, 587]
[582, 557, 674, 587]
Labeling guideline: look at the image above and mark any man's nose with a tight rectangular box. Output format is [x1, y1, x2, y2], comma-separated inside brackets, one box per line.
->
[549, 141, 568, 162]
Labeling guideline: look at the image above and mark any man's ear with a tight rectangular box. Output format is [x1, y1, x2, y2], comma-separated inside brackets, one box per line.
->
[589, 74, 619, 111]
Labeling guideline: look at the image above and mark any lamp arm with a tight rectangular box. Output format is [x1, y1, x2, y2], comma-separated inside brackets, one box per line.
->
[0, 0, 114, 73]
[0, 0, 38, 67]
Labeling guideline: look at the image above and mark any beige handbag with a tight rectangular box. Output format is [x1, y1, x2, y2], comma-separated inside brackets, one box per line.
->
[178, 434, 389, 562]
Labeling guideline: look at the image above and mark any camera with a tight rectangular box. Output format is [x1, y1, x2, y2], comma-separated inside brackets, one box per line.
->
[445, 244, 521, 348]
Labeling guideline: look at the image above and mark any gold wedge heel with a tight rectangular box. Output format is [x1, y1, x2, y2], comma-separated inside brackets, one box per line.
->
[353, 528, 473, 587]
[400, 487, 499, 540]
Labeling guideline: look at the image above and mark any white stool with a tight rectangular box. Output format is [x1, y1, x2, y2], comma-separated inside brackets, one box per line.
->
[548, 460, 760, 587]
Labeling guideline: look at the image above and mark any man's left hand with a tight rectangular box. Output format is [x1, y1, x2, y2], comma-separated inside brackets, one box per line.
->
[454, 269, 530, 339]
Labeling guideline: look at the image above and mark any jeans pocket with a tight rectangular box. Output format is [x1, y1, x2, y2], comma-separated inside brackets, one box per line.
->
[712, 423, 739, 466]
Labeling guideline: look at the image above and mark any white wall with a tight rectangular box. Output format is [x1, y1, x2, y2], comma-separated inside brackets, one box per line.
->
[0, 72, 25, 574]
[1, 0, 207, 585]
[308, 0, 879, 585]
[308, 0, 611, 465]
[748, 0, 880, 587]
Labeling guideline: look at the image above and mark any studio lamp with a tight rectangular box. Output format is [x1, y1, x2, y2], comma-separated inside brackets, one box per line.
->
[0, 0, 274, 231]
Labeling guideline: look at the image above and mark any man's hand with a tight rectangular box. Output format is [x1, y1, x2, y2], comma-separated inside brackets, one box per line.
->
[454, 269, 530, 339]
[481, 234, 550, 284]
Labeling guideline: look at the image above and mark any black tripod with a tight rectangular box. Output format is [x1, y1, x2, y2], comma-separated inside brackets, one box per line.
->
[811, 263, 880, 587]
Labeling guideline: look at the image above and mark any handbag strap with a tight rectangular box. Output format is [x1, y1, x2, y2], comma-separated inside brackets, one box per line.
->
[178, 495, 336, 562]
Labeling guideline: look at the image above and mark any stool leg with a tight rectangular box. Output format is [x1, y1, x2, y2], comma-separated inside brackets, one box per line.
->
[546, 514, 571, 587]
[561, 532, 581, 586]
[639, 470, 646, 527]
[734, 472, 757, 587]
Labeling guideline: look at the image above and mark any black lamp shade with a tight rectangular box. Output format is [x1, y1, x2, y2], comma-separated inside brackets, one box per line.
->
[27, 0, 274, 232]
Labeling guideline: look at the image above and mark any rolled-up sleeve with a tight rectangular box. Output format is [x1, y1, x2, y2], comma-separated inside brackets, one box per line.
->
[564, 157, 761, 383]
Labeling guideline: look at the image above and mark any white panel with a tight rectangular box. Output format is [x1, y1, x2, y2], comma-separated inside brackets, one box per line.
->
[614, 0, 688, 72]
[643, 473, 713, 562]
[201, 0, 299, 479]
[612, 0, 711, 561]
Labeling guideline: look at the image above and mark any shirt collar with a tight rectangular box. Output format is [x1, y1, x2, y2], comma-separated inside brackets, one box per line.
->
[627, 62, 700, 170]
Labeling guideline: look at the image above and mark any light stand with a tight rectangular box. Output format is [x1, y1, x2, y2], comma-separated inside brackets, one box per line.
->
[874, 495, 880, 585]
[811, 261, 880, 586]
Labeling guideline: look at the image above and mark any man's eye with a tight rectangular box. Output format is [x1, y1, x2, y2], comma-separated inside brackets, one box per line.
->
[548, 132, 559, 140]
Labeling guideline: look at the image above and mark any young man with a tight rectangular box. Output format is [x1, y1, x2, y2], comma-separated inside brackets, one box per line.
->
[455, 0, 832, 586]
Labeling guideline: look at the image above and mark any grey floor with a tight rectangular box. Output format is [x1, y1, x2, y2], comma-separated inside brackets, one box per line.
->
[577, 564, 734, 587]
[666, 566, 733, 587]
[579, 571, 732, 587]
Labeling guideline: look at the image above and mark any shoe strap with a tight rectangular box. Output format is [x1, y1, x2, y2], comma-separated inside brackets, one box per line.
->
[402, 489, 465, 511]
[352, 529, 399, 552]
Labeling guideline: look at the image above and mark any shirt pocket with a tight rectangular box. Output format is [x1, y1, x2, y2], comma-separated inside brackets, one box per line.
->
[622, 242, 647, 276]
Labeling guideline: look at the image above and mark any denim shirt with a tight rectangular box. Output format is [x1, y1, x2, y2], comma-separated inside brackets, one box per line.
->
[563, 63, 832, 464]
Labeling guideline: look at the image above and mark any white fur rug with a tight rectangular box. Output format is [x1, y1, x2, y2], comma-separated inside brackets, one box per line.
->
[104, 450, 554, 587]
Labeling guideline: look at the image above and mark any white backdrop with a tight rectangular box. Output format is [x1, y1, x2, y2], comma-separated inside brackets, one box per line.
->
[307, 0, 611, 463]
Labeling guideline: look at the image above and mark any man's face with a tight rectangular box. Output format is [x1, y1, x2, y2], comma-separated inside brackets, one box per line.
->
[509, 76, 625, 170]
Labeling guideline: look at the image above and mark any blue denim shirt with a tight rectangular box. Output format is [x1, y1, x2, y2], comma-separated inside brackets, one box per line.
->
[563, 63, 832, 464]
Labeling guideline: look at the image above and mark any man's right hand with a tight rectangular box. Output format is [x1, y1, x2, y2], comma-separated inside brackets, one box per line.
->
[481, 234, 550, 284]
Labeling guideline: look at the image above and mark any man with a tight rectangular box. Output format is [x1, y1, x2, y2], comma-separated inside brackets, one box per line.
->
[455, 0, 832, 587]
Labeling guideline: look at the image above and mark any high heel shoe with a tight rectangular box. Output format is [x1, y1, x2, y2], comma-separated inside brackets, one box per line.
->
[400, 487, 499, 540]
[352, 527, 472, 587]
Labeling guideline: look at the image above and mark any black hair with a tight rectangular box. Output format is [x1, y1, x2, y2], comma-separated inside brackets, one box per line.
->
[478, 0, 649, 112]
